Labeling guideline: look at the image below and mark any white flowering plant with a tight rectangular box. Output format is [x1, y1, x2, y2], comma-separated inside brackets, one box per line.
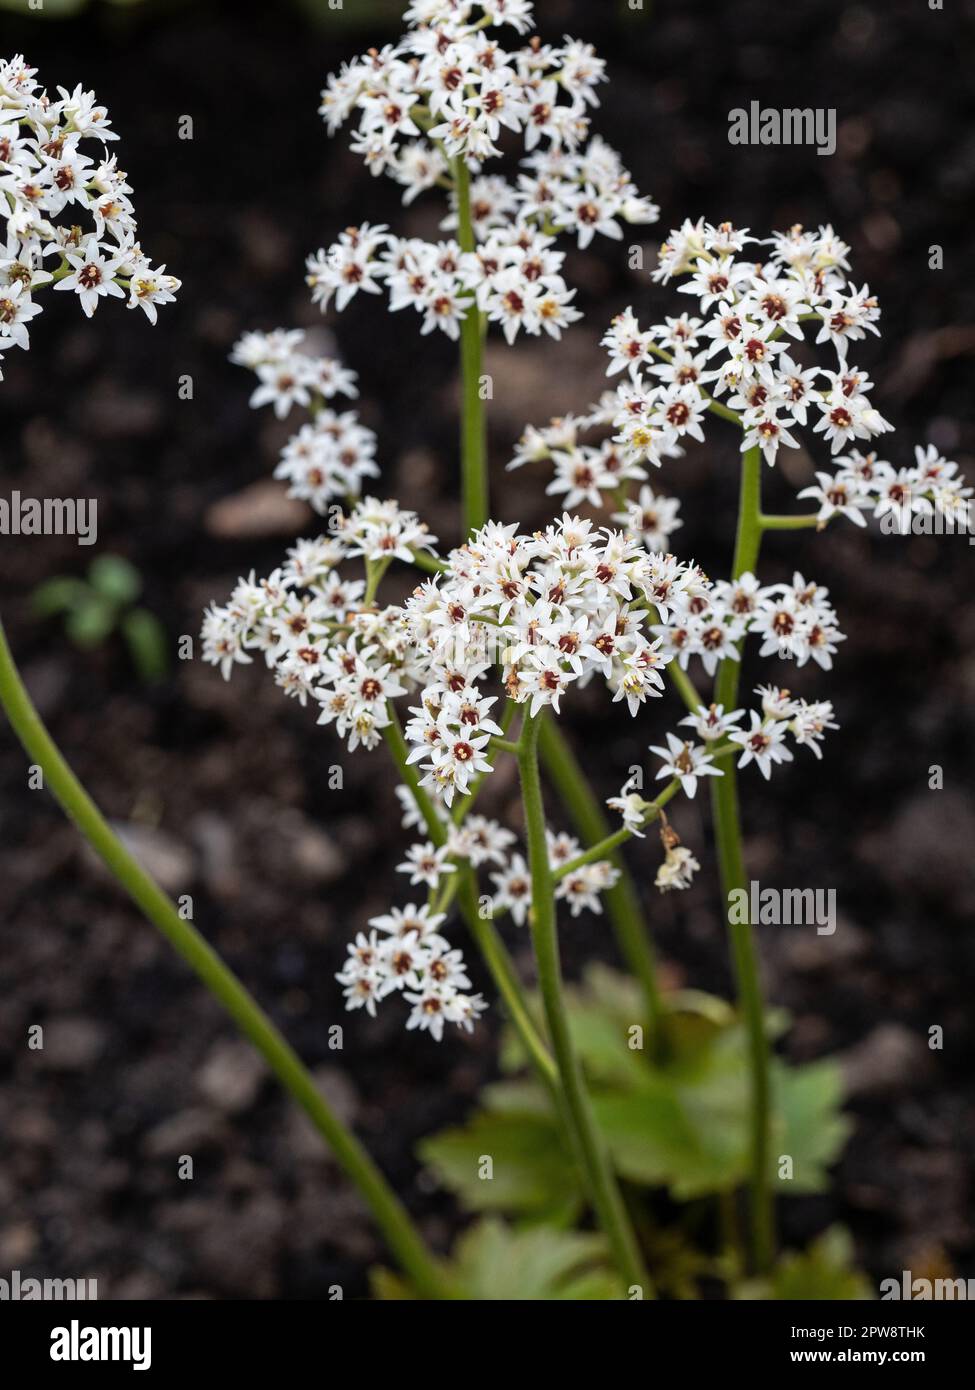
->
[0, 54, 178, 356]
[1, 12, 963, 1302]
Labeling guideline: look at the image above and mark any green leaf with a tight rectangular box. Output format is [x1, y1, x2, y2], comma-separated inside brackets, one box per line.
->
[477, 969, 851, 1209]
[31, 576, 89, 617]
[418, 1103, 582, 1224]
[595, 1035, 849, 1201]
[773, 1058, 852, 1193]
[451, 1219, 626, 1300]
[735, 1227, 873, 1300]
[88, 554, 142, 605]
[65, 596, 116, 648]
[371, 1219, 627, 1301]
[368, 1266, 416, 1300]
[596, 1067, 748, 1200]
[121, 607, 169, 683]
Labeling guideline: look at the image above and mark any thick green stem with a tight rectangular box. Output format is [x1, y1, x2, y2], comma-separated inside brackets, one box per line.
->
[710, 445, 775, 1274]
[453, 157, 488, 536]
[518, 713, 651, 1296]
[537, 714, 667, 1055]
[0, 619, 451, 1300]
[667, 660, 705, 716]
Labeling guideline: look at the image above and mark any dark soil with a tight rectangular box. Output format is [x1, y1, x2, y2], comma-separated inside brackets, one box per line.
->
[1, 0, 973, 1298]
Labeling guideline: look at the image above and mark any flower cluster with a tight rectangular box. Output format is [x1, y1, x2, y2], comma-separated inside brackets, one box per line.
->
[203, 501, 843, 801]
[646, 682, 837, 795]
[307, 220, 584, 344]
[334, 790, 623, 1039]
[509, 396, 685, 517]
[654, 567, 845, 676]
[0, 54, 178, 379]
[637, 218, 891, 467]
[798, 443, 972, 534]
[308, 4, 657, 342]
[229, 329, 380, 510]
[336, 902, 486, 1041]
[401, 515, 682, 792]
[200, 498, 436, 750]
[203, 211, 874, 1044]
[510, 219, 896, 504]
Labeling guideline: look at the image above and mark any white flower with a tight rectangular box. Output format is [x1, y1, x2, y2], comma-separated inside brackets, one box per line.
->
[613, 484, 682, 551]
[556, 860, 619, 916]
[0, 278, 41, 348]
[397, 840, 456, 889]
[648, 731, 722, 799]
[309, 15, 657, 348]
[797, 472, 869, 527]
[679, 703, 743, 743]
[448, 815, 515, 866]
[655, 844, 699, 892]
[728, 712, 794, 780]
[126, 263, 179, 324]
[490, 853, 532, 925]
[790, 698, 839, 759]
[336, 900, 486, 1039]
[53, 240, 125, 317]
[607, 776, 651, 836]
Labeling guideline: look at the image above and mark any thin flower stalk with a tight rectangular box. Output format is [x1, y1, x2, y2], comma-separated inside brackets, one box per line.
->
[536, 715, 669, 1053]
[453, 155, 489, 534]
[517, 711, 651, 1296]
[710, 447, 775, 1274]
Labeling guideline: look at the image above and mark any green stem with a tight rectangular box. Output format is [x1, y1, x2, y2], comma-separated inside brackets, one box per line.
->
[758, 512, 821, 531]
[456, 874, 558, 1091]
[409, 547, 448, 576]
[489, 737, 520, 755]
[726, 445, 765, 600]
[710, 445, 775, 1275]
[667, 660, 704, 716]
[0, 619, 451, 1300]
[537, 714, 667, 1055]
[553, 778, 681, 881]
[518, 713, 651, 1296]
[453, 157, 488, 536]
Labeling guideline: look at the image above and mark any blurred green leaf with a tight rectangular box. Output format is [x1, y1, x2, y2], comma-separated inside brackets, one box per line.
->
[485, 968, 850, 1207]
[450, 1220, 626, 1300]
[774, 1059, 852, 1194]
[419, 1095, 582, 1225]
[88, 554, 142, 605]
[374, 1219, 627, 1301]
[735, 1227, 873, 1300]
[31, 576, 88, 617]
[121, 606, 169, 683]
[65, 595, 116, 648]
